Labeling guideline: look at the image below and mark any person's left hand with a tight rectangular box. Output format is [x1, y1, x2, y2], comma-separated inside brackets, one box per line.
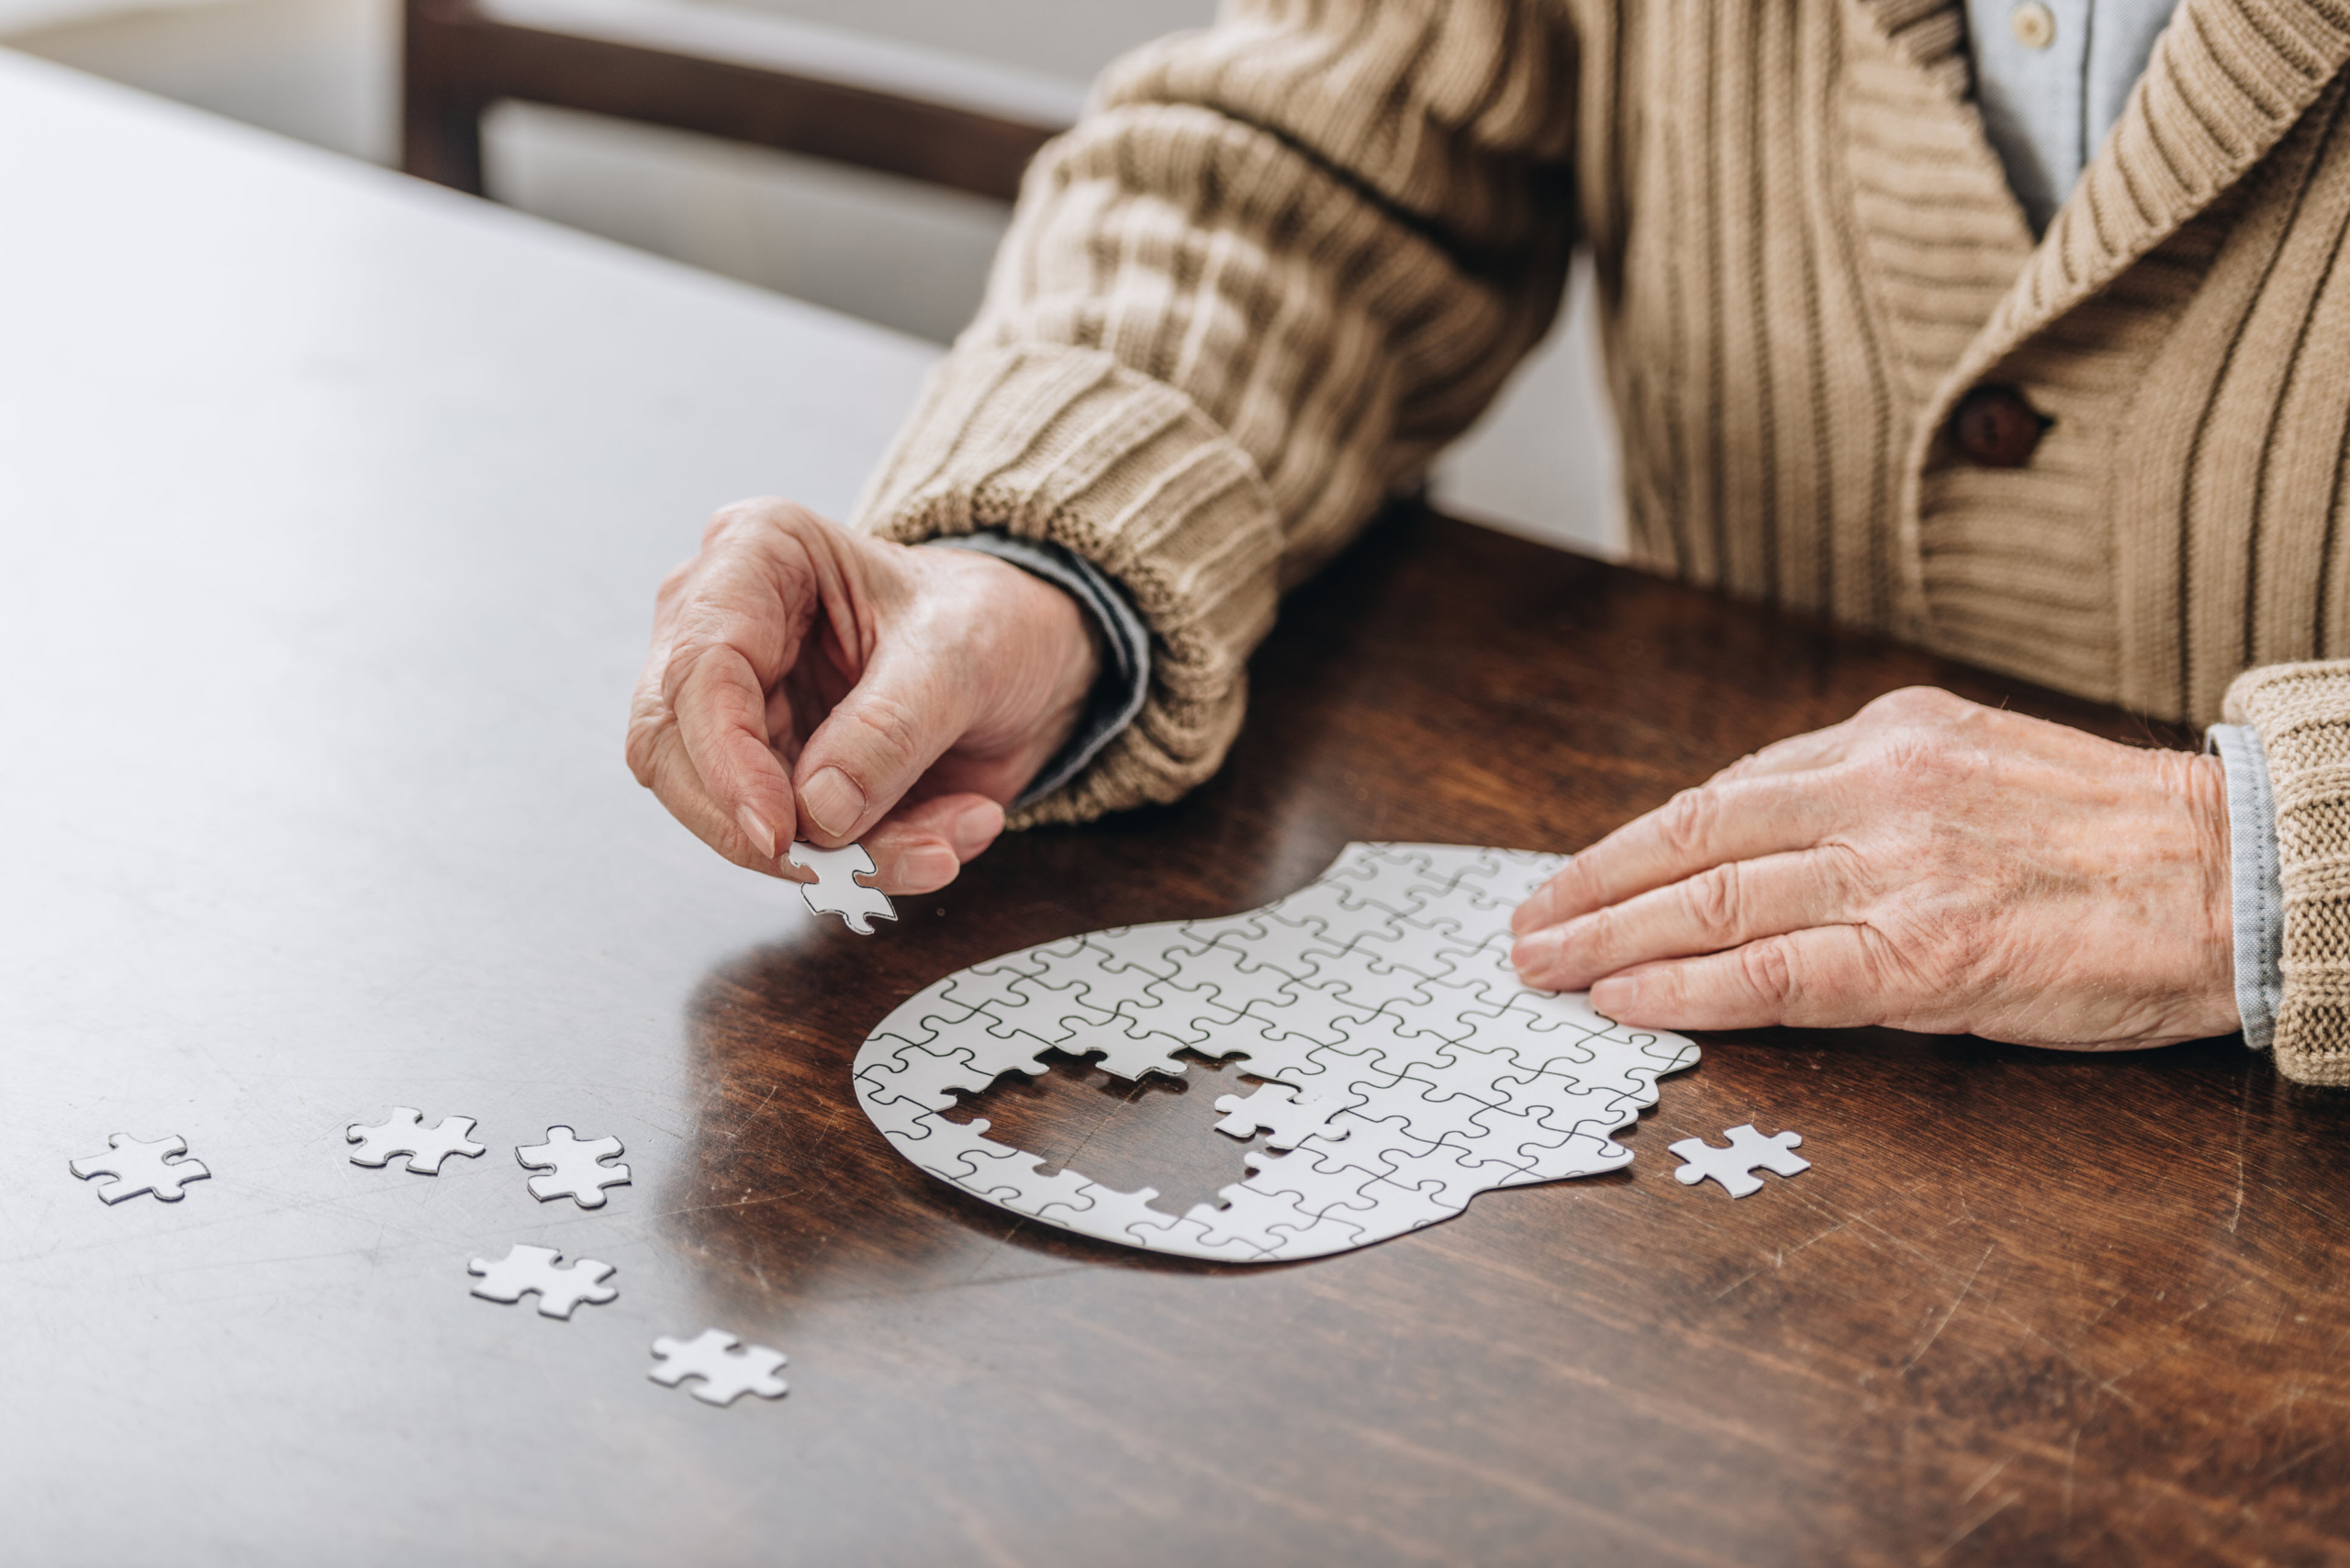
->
[1508, 687, 2240, 1050]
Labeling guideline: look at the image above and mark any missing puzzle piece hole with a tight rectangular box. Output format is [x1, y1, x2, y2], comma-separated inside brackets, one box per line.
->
[936, 1047, 1269, 1219]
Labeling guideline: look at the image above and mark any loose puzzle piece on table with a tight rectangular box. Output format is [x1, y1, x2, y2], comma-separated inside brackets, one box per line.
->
[648, 1328, 789, 1406]
[852, 843, 1702, 1263]
[789, 841, 897, 935]
[468, 1244, 619, 1318]
[346, 1108, 486, 1174]
[1670, 1124, 1808, 1198]
[70, 1134, 211, 1204]
[515, 1126, 632, 1208]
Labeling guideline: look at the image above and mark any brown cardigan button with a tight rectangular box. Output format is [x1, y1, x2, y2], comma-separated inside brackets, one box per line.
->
[1949, 385, 2050, 467]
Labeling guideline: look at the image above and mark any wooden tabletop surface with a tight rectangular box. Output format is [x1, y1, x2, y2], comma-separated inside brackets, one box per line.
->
[7, 49, 2350, 1568]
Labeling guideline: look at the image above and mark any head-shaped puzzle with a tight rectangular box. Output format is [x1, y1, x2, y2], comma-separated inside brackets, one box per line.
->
[853, 844, 1698, 1261]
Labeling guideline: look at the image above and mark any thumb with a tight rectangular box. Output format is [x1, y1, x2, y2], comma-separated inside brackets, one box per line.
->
[791, 644, 972, 845]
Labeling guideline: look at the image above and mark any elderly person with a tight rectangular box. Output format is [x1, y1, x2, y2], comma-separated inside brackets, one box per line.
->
[629, 0, 2350, 1083]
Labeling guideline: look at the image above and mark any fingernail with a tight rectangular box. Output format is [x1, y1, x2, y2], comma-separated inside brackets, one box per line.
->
[950, 801, 1002, 857]
[1509, 934, 1552, 975]
[1591, 975, 1638, 1014]
[901, 844, 958, 890]
[735, 804, 777, 860]
[800, 767, 865, 838]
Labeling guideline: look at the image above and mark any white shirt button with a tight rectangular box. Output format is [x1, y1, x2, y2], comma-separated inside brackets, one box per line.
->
[2010, 1, 2058, 50]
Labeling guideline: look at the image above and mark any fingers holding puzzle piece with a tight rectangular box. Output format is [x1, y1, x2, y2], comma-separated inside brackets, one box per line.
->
[788, 840, 896, 935]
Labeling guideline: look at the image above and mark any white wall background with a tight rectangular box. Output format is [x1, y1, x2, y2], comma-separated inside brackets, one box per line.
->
[4, 0, 1622, 555]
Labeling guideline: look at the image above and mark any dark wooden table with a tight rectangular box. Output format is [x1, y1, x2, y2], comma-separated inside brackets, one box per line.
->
[9, 49, 2350, 1568]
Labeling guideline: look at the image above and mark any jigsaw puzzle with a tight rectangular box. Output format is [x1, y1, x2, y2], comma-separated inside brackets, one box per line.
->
[648, 1328, 789, 1406]
[1670, 1124, 1808, 1197]
[515, 1126, 632, 1208]
[346, 1108, 487, 1174]
[70, 1134, 211, 1203]
[788, 841, 896, 935]
[853, 844, 1700, 1262]
[468, 1244, 619, 1318]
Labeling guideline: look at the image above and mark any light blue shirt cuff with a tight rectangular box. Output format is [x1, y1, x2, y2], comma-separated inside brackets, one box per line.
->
[923, 532, 1152, 811]
[2208, 722, 2284, 1051]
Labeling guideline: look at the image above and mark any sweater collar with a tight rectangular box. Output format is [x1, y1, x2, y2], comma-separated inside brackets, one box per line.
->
[1961, 0, 2350, 376]
[1861, 0, 2350, 410]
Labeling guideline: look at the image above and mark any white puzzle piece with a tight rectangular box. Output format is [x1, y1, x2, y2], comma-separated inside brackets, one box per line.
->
[514, 1126, 632, 1208]
[853, 843, 1701, 1262]
[788, 841, 897, 935]
[346, 1108, 487, 1174]
[467, 1244, 619, 1318]
[70, 1133, 211, 1204]
[1670, 1124, 1808, 1197]
[1213, 1082, 1356, 1150]
[648, 1328, 789, 1406]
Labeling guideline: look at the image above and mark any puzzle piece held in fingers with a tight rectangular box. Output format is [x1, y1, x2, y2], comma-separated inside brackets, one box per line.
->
[789, 841, 897, 935]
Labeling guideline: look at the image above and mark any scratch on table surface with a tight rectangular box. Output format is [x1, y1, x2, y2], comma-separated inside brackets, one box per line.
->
[1900, 1241, 1996, 1373]
[933, 1489, 1035, 1568]
[1705, 1199, 1871, 1302]
[825, 1262, 1095, 1304]
[2063, 1427, 2078, 1538]
[2003, 1319, 2149, 1417]
[1956, 1451, 2015, 1506]
[1333, 1415, 1751, 1568]
[2231, 1146, 2246, 1235]
[1920, 1492, 2019, 1566]
[1708, 1264, 1770, 1303]
[729, 1078, 783, 1140]
[2254, 1433, 2344, 1489]
[1029, 1383, 1462, 1566]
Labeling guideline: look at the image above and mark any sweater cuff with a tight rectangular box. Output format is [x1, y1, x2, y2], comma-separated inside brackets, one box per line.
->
[854, 342, 1281, 827]
[2206, 722, 2284, 1051]
[2222, 661, 2350, 1086]
[924, 532, 1153, 811]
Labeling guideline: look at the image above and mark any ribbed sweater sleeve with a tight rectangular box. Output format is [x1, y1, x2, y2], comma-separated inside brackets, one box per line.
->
[852, 0, 1581, 825]
[2224, 662, 2350, 1086]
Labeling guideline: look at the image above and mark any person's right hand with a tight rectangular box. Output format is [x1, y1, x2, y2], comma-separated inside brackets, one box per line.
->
[626, 498, 1104, 895]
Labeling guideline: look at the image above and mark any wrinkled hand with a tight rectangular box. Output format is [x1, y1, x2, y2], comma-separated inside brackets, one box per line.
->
[1509, 688, 2237, 1049]
[627, 498, 1100, 894]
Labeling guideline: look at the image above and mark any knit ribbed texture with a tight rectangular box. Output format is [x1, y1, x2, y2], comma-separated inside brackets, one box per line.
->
[855, 0, 1579, 824]
[2229, 662, 2350, 1084]
[854, 0, 2350, 1054]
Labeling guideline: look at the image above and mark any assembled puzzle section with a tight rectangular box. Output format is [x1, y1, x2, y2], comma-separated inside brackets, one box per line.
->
[853, 844, 1700, 1262]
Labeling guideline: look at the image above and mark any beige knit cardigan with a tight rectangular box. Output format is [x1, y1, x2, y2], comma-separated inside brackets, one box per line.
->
[853, 0, 2350, 1081]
